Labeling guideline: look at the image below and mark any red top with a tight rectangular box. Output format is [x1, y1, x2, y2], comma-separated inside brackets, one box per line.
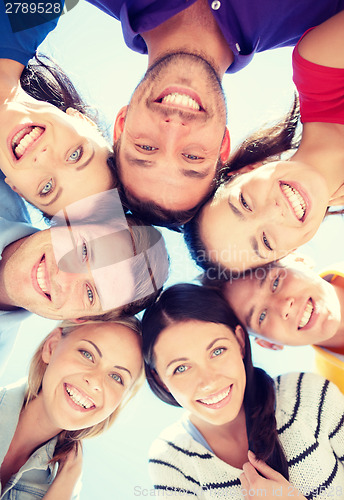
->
[292, 30, 344, 124]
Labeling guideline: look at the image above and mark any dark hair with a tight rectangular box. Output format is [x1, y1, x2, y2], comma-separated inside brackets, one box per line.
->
[113, 139, 223, 231]
[142, 283, 289, 479]
[20, 54, 98, 123]
[217, 94, 301, 185]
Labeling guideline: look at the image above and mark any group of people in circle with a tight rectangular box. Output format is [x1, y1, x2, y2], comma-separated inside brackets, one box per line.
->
[0, 1, 344, 499]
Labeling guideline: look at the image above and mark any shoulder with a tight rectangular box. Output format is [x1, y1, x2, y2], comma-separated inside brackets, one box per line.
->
[149, 419, 214, 465]
[0, 378, 27, 406]
[274, 372, 344, 431]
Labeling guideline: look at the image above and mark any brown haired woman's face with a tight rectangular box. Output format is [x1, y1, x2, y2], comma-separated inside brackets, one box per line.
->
[0, 95, 113, 215]
[153, 320, 246, 428]
[40, 323, 142, 431]
[199, 160, 329, 272]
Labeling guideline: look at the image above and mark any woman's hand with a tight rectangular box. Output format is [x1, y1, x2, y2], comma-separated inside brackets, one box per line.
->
[240, 451, 306, 499]
[43, 443, 83, 500]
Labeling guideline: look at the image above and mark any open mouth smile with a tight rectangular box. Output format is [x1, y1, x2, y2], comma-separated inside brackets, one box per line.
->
[280, 182, 307, 221]
[64, 383, 96, 411]
[155, 87, 204, 112]
[36, 255, 51, 301]
[197, 385, 233, 409]
[298, 298, 314, 329]
[10, 125, 45, 160]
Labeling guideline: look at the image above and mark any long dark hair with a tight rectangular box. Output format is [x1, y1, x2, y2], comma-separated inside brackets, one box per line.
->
[20, 54, 97, 123]
[142, 284, 289, 479]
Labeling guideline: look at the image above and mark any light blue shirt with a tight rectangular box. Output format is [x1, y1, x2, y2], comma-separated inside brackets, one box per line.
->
[0, 173, 37, 375]
[0, 379, 58, 500]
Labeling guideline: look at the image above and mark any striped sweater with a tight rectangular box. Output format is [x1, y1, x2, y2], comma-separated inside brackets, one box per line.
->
[148, 373, 344, 499]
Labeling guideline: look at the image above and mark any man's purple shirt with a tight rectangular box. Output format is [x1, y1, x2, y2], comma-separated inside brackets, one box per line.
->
[85, 0, 344, 73]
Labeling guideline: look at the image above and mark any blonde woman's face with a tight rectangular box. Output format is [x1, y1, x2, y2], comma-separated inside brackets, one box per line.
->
[41, 323, 142, 431]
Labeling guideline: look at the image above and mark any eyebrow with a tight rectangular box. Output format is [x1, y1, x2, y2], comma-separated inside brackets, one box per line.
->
[83, 340, 132, 378]
[165, 337, 230, 369]
[83, 339, 102, 357]
[125, 154, 155, 168]
[250, 236, 267, 260]
[181, 168, 211, 179]
[39, 187, 63, 207]
[114, 365, 133, 379]
[228, 198, 245, 220]
[244, 273, 268, 328]
[76, 147, 95, 171]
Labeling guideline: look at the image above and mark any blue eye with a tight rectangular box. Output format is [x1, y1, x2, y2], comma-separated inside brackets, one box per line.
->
[69, 147, 83, 162]
[110, 373, 123, 384]
[174, 365, 187, 375]
[262, 233, 273, 251]
[258, 311, 267, 325]
[40, 179, 53, 196]
[240, 193, 251, 211]
[183, 153, 202, 160]
[81, 242, 88, 261]
[86, 285, 94, 305]
[272, 276, 280, 292]
[212, 347, 225, 357]
[80, 349, 93, 361]
[138, 145, 158, 151]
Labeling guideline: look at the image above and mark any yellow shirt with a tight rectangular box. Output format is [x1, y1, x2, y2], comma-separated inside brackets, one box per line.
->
[313, 265, 344, 393]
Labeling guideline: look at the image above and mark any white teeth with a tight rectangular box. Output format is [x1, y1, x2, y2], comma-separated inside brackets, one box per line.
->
[65, 385, 94, 409]
[298, 299, 314, 329]
[281, 183, 306, 220]
[162, 93, 200, 110]
[36, 261, 49, 294]
[199, 386, 230, 405]
[12, 126, 44, 159]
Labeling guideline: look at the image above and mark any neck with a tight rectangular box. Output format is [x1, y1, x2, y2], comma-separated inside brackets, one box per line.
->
[190, 405, 248, 468]
[317, 281, 344, 351]
[141, 0, 233, 77]
[5, 395, 61, 464]
[292, 123, 344, 199]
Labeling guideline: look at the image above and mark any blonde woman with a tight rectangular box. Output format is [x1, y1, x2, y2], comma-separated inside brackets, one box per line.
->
[0, 318, 143, 499]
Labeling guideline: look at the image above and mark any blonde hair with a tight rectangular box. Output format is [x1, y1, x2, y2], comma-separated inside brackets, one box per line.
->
[25, 318, 144, 464]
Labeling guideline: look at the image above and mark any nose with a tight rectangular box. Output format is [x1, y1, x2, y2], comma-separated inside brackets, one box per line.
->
[52, 269, 84, 308]
[279, 296, 294, 320]
[198, 368, 218, 393]
[83, 371, 102, 392]
[160, 114, 190, 134]
[33, 144, 58, 168]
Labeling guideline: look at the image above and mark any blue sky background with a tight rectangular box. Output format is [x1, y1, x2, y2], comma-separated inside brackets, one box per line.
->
[1, 2, 344, 498]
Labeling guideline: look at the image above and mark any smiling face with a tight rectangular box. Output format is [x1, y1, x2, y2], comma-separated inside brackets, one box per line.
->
[154, 320, 246, 428]
[114, 53, 230, 211]
[41, 323, 143, 431]
[200, 160, 330, 271]
[1, 222, 136, 319]
[0, 95, 113, 215]
[223, 262, 341, 347]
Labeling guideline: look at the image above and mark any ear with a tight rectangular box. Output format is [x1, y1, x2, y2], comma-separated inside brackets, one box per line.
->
[42, 328, 63, 364]
[66, 107, 97, 128]
[113, 106, 128, 142]
[220, 128, 231, 163]
[328, 184, 344, 206]
[69, 318, 88, 324]
[234, 325, 246, 358]
[4, 178, 24, 197]
[254, 338, 284, 351]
